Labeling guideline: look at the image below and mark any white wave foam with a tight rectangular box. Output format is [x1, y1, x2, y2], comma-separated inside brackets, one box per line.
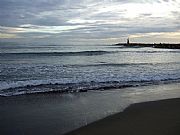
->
[0, 76, 180, 97]
[0, 79, 71, 91]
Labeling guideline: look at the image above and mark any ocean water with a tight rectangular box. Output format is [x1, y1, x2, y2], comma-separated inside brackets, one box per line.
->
[0, 43, 180, 96]
[1, 43, 180, 134]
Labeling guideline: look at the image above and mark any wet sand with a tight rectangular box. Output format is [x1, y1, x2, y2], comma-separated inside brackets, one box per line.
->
[0, 83, 180, 135]
[66, 98, 180, 135]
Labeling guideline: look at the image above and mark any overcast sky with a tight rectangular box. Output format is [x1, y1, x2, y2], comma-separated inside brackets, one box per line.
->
[0, 0, 180, 44]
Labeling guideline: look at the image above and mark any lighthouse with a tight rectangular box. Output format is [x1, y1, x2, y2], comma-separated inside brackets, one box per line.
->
[127, 37, 130, 45]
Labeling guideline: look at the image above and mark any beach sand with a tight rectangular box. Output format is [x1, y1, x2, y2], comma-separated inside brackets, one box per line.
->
[66, 98, 180, 135]
[0, 83, 180, 135]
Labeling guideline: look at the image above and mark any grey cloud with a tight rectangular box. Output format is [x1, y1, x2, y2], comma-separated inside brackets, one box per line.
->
[139, 13, 152, 17]
[0, 0, 83, 26]
[0, 0, 175, 27]
[163, 0, 169, 2]
[112, 0, 160, 4]
[0, 0, 180, 44]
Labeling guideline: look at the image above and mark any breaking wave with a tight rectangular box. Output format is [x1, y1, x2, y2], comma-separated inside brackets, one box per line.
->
[1, 78, 180, 96]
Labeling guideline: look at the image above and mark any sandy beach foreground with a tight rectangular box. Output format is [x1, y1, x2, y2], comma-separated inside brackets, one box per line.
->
[66, 98, 180, 135]
[0, 83, 180, 135]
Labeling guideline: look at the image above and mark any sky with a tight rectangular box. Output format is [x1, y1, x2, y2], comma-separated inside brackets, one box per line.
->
[0, 0, 180, 45]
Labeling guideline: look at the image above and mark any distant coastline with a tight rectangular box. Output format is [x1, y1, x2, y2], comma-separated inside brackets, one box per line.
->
[114, 43, 180, 49]
[114, 38, 180, 49]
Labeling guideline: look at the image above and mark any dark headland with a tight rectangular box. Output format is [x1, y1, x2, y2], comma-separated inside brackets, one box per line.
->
[114, 38, 180, 49]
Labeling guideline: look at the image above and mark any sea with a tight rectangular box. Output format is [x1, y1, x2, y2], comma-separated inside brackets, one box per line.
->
[0, 43, 180, 96]
[1, 43, 180, 134]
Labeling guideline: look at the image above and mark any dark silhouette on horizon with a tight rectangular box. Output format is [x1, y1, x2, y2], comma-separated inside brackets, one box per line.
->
[127, 37, 130, 45]
[114, 38, 180, 49]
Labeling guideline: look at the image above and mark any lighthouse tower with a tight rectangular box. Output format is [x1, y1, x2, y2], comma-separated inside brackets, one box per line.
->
[127, 37, 130, 45]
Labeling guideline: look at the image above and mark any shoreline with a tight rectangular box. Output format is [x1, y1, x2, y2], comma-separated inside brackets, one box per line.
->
[0, 82, 180, 135]
[1, 79, 180, 97]
[65, 98, 180, 135]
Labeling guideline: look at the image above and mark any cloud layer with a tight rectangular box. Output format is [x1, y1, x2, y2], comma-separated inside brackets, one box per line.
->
[0, 0, 180, 44]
